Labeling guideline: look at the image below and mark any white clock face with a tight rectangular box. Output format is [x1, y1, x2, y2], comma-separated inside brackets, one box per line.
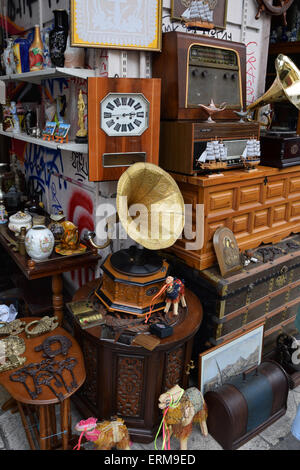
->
[100, 93, 149, 137]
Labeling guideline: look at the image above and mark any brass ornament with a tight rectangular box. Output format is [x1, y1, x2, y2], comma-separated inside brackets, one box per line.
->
[0, 336, 26, 372]
[116, 162, 185, 251]
[25, 316, 59, 338]
[0, 319, 26, 337]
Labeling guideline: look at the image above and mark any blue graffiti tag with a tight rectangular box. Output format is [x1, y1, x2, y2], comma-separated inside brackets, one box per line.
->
[24, 144, 68, 196]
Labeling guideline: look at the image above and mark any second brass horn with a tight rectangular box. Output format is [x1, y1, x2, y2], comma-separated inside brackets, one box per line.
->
[117, 162, 185, 250]
[247, 54, 300, 113]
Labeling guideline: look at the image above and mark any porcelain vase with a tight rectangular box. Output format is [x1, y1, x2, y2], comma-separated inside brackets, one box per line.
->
[3, 38, 15, 75]
[49, 10, 69, 67]
[25, 225, 55, 261]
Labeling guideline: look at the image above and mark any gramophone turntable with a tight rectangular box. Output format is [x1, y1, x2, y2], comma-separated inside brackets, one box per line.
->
[90, 162, 185, 318]
[247, 54, 300, 168]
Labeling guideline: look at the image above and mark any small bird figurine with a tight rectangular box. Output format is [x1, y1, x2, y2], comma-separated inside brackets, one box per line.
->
[198, 99, 226, 122]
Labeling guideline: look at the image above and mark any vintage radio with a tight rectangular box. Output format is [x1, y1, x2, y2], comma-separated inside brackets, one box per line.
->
[159, 120, 260, 175]
[152, 31, 246, 121]
[88, 77, 161, 181]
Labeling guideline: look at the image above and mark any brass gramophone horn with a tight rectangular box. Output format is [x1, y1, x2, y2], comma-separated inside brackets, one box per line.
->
[247, 54, 300, 124]
[117, 162, 185, 250]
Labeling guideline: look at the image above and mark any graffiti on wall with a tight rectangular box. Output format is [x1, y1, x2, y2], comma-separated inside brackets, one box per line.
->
[246, 41, 258, 106]
[24, 143, 66, 205]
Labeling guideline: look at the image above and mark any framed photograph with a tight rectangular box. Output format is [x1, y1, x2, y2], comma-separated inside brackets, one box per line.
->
[198, 323, 265, 395]
[171, 0, 228, 30]
[42, 121, 57, 137]
[71, 0, 162, 51]
[55, 123, 71, 139]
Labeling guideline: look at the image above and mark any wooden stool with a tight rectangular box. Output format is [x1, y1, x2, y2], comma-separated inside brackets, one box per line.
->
[0, 318, 86, 450]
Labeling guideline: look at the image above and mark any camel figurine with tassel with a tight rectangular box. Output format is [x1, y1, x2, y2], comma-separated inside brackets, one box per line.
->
[74, 416, 131, 450]
[164, 276, 186, 316]
[158, 384, 208, 450]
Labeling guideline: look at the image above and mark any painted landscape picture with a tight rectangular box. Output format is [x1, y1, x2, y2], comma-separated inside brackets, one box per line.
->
[199, 325, 264, 395]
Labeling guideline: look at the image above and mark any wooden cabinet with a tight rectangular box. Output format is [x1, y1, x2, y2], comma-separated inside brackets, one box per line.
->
[68, 281, 203, 443]
[167, 166, 300, 270]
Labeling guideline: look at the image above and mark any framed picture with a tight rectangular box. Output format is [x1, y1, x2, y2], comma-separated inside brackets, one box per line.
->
[55, 123, 71, 139]
[71, 0, 162, 51]
[198, 323, 265, 395]
[42, 122, 57, 137]
[171, 0, 228, 30]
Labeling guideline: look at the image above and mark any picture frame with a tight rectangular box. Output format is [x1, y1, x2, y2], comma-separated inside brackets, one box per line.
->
[42, 121, 57, 141]
[213, 227, 243, 278]
[171, 0, 228, 30]
[54, 123, 71, 144]
[198, 323, 265, 395]
[71, 0, 162, 51]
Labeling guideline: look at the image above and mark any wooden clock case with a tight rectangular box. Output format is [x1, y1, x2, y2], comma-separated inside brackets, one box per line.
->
[152, 31, 247, 121]
[88, 77, 161, 181]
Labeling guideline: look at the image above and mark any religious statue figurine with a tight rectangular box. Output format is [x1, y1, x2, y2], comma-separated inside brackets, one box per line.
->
[0, 204, 8, 224]
[10, 101, 20, 133]
[75, 89, 88, 144]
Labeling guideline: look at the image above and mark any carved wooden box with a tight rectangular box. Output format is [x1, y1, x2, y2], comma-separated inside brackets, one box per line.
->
[168, 166, 300, 271]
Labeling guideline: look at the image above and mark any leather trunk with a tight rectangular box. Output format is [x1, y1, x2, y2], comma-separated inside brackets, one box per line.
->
[205, 360, 289, 450]
[166, 234, 300, 354]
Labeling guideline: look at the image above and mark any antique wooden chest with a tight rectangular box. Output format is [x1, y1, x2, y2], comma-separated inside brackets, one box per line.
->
[205, 360, 289, 450]
[166, 234, 300, 354]
[168, 165, 300, 270]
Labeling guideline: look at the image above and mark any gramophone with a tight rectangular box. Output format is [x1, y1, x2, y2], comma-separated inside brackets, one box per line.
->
[88, 162, 185, 317]
[247, 54, 300, 168]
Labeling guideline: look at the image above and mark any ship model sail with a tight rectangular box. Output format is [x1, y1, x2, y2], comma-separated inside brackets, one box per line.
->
[241, 139, 261, 170]
[181, 0, 215, 28]
[197, 138, 261, 172]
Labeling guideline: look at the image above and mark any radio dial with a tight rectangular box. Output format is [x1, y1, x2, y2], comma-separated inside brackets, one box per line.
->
[231, 73, 237, 80]
[192, 69, 201, 78]
[223, 73, 230, 80]
[201, 70, 208, 78]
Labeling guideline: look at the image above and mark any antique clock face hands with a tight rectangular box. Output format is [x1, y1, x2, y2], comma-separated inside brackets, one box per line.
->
[100, 93, 149, 136]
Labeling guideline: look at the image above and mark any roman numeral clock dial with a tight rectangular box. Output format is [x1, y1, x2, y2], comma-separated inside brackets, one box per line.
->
[100, 93, 149, 137]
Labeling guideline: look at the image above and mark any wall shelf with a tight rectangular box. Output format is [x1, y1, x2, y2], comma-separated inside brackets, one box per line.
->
[0, 130, 88, 153]
[0, 67, 96, 84]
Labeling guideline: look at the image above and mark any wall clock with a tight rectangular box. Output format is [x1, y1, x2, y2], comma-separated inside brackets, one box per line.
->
[88, 78, 161, 181]
[100, 93, 149, 137]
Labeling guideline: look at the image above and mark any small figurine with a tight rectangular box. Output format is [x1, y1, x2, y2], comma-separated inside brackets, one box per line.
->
[74, 417, 131, 450]
[198, 98, 226, 123]
[0, 204, 8, 224]
[10, 101, 20, 133]
[164, 276, 186, 316]
[157, 384, 208, 450]
[75, 89, 88, 143]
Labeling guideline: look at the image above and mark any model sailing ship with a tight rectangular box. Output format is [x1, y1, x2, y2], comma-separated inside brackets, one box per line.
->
[182, 0, 215, 25]
[197, 138, 261, 172]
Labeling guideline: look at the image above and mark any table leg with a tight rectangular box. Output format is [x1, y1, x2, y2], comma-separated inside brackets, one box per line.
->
[17, 401, 36, 450]
[52, 273, 64, 325]
[49, 404, 58, 448]
[60, 398, 70, 450]
[39, 405, 51, 450]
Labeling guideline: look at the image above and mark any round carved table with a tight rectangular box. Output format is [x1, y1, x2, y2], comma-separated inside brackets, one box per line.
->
[69, 279, 203, 443]
[0, 318, 86, 450]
